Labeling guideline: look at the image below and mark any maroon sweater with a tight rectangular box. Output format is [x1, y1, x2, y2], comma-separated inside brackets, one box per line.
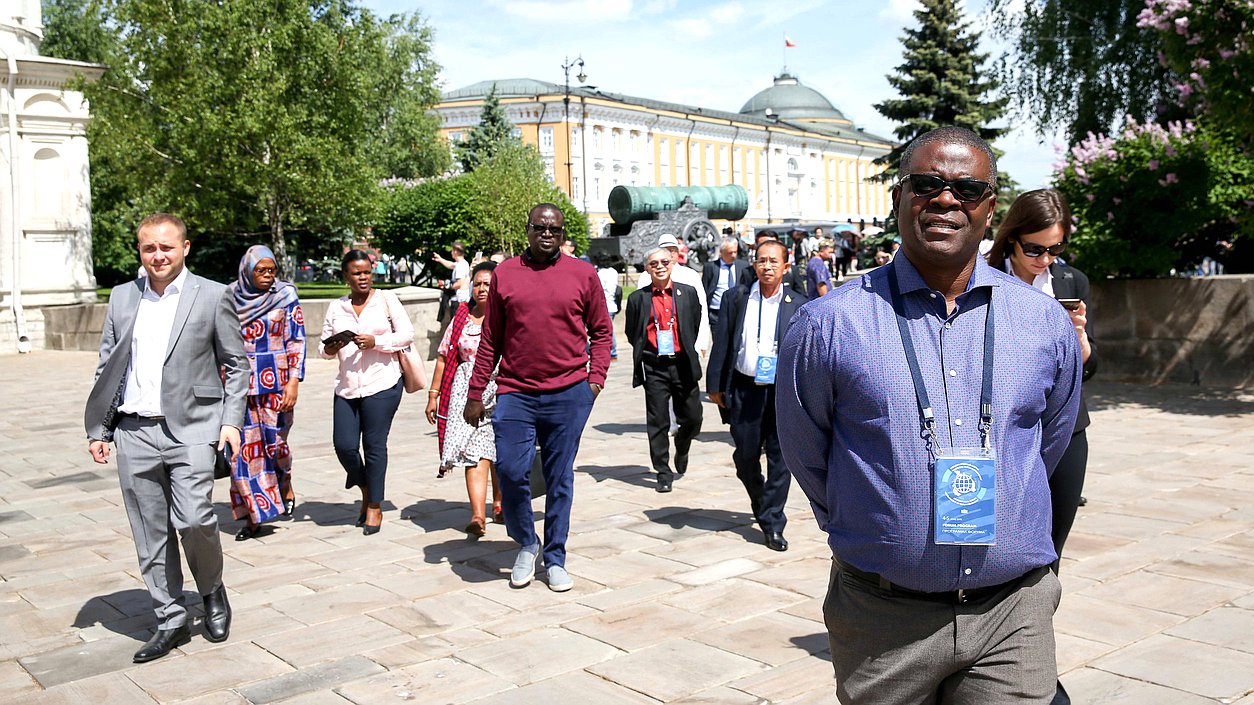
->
[468, 252, 613, 400]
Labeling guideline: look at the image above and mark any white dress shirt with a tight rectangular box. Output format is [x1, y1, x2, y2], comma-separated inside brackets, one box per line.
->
[637, 262, 710, 354]
[1005, 259, 1055, 297]
[118, 266, 189, 417]
[735, 281, 783, 377]
[320, 289, 415, 399]
[710, 259, 736, 310]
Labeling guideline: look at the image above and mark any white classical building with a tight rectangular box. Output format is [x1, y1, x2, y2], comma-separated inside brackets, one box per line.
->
[1, 1, 101, 352]
[434, 73, 895, 237]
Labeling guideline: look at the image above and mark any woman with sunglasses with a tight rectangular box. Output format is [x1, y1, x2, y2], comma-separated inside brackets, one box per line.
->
[987, 189, 1095, 704]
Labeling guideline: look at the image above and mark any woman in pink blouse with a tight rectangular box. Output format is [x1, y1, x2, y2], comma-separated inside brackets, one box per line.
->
[320, 250, 414, 535]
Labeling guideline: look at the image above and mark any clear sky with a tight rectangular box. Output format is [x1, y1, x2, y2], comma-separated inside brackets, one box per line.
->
[364, 0, 1063, 189]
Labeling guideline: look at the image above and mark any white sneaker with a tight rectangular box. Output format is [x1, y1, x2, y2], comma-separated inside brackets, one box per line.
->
[546, 565, 574, 592]
[510, 544, 539, 588]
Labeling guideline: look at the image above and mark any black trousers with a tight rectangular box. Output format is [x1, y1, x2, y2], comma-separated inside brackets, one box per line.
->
[728, 372, 791, 533]
[1050, 429, 1089, 564]
[1048, 429, 1088, 705]
[333, 378, 403, 504]
[642, 353, 703, 478]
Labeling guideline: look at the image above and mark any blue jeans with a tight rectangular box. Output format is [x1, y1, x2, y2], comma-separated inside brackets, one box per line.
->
[493, 381, 596, 568]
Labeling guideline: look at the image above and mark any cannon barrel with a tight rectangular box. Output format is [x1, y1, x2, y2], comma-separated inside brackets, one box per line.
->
[608, 185, 749, 225]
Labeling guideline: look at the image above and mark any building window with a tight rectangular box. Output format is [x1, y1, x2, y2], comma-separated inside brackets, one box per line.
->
[572, 176, 582, 200]
[592, 126, 603, 150]
[571, 128, 580, 149]
[539, 127, 554, 154]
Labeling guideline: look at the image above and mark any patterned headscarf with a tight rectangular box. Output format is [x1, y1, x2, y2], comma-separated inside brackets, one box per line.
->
[230, 245, 299, 325]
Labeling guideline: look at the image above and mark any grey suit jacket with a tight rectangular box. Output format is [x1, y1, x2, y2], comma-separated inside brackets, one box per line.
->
[84, 270, 249, 445]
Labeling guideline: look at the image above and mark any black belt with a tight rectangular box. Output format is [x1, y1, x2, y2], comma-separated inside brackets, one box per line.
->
[837, 559, 1033, 605]
[120, 412, 165, 421]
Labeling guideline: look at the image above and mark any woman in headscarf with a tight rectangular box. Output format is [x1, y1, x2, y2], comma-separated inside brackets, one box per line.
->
[229, 245, 305, 540]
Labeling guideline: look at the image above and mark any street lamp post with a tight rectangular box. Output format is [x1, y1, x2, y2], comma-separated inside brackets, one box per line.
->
[562, 55, 586, 199]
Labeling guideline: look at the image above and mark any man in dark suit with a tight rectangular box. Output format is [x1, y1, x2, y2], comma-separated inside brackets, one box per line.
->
[627, 247, 704, 493]
[702, 237, 750, 332]
[706, 240, 803, 551]
[84, 213, 248, 662]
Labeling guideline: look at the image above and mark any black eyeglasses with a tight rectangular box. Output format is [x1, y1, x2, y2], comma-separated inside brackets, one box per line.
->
[253, 266, 277, 275]
[899, 174, 993, 203]
[1016, 240, 1068, 258]
[528, 223, 566, 236]
[646, 259, 672, 268]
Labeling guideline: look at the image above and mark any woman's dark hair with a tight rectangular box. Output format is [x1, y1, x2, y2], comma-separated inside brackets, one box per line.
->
[471, 261, 497, 279]
[986, 189, 1072, 270]
[341, 249, 373, 272]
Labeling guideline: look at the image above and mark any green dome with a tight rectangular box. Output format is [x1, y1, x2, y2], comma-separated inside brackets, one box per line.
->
[739, 73, 850, 124]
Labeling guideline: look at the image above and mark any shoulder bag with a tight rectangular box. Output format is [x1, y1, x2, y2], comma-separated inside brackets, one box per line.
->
[384, 292, 428, 393]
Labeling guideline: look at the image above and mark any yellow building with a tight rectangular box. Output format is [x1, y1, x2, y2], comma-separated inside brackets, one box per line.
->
[434, 73, 895, 236]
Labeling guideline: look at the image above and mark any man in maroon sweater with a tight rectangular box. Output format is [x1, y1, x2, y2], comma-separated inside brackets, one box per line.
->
[465, 203, 613, 592]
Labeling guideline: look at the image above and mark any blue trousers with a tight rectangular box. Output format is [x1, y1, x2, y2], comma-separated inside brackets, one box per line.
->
[333, 378, 402, 505]
[493, 381, 595, 568]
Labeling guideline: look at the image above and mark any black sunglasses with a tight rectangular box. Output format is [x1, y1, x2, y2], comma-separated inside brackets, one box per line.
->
[528, 223, 566, 236]
[1016, 240, 1068, 258]
[899, 174, 993, 203]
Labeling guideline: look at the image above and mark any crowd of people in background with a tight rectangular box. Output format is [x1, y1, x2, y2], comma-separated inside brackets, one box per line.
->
[84, 127, 1098, 705]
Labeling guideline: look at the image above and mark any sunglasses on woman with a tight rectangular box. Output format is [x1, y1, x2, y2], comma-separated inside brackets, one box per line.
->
[1016, 240, 1068, 258]
[899, 174, 993, 203]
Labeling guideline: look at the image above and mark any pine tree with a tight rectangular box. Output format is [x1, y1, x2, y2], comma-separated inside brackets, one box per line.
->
[456, 85, 517, 173]
[872, 0, 1008, 182]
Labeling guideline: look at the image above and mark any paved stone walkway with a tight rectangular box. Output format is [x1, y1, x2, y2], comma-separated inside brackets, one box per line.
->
[1, 350, 1252, 704]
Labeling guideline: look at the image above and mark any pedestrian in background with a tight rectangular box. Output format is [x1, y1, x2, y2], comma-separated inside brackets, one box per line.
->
[985, 188, 1097, 705]
[228, 245, 305, 541]
[626, 248, 704, 494]
[593, 250, 622, 360]
[465, 203, 612, 593]
[806, 240, 836, 301]
[427, 262, 503, 536]
[321, 250, 413, 536]
[702, 237, 749, 332]
[707, 239, 803, 552]
[636, 233, 710, 357]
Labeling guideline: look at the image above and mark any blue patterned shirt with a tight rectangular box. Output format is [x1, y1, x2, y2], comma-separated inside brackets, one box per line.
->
[777, 254, 1082, 592]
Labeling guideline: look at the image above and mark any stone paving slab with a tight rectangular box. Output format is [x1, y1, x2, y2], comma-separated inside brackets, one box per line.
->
[1, 351, 1252, 703]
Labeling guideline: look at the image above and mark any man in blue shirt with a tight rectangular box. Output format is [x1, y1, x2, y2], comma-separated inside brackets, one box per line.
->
[778, 126, 1082, 705]
[805, 240, 835, 301]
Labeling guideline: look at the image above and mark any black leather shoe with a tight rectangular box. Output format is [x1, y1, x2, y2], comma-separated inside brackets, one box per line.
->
[656, 475, 673, 493]
[202, 584, 232, 643]
[674, 470, 686, 481]
[355, 511, 367, 527]
[133, 624, 190, 663]
[283, 494, 296, 516]
[764, 531, 789, 552]
[235, 524, 260, 541]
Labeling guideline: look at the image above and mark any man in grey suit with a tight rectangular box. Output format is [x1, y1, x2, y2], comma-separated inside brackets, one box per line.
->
[84, 213, 248, 663]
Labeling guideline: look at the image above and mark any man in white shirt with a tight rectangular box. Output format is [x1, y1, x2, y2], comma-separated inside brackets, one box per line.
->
[84, 213, 248, 663]
[432, 242, 471, 319]
[705, 240, 804, 552]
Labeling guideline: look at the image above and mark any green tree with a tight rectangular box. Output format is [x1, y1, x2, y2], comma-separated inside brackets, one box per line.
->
[39, 0, 115, 65]
[42, 0, 447, 284]
[991, 0, 1178, 141]
[872, 0, 1008, 182]
[455, 85, 515, 173]
[470, 141, 587, 253]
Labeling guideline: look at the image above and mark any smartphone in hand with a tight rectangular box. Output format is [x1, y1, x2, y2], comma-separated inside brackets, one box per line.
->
[1057, 298, 1082, 311]
[321, 329, 357, 346]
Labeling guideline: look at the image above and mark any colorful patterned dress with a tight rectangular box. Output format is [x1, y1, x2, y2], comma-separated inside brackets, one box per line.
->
[231, 300, 306, 524]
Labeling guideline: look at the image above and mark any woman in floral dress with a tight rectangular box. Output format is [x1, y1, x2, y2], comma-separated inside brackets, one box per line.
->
[426, 262, 500, 536]
[229, 245, 305, 540]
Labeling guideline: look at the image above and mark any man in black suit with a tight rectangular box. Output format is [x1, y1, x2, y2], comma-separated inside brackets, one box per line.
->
[702, 237, 750, 332]
[706, 240, 804, 551]
[626, 247, 705, 493]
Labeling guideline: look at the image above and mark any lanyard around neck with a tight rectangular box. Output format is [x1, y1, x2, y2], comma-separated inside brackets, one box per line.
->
[756, 288, 776, 350]
[650, 288, 675, 331]
[886, 268, 995, 449]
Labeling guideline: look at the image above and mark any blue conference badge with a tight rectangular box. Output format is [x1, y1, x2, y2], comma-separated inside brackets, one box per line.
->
[754, 354, 777, 385]
[933, 447, 996, 545]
